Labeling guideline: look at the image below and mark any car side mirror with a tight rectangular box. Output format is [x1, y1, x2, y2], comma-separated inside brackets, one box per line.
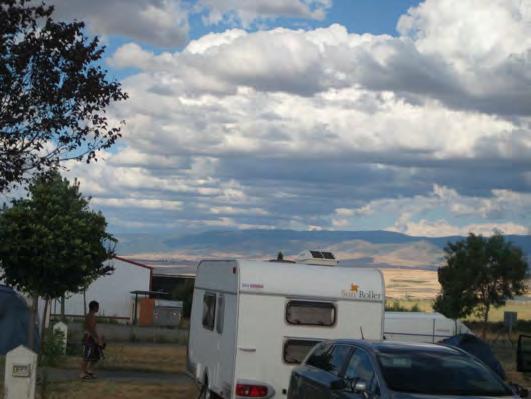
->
[353, 380, 368, 393]
[330, 379, 347, 390]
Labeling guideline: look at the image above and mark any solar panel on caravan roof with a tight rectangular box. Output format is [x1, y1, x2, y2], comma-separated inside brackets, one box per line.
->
[310, 251, 324, 258]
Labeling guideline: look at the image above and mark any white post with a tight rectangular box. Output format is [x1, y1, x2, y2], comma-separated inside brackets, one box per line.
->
[53, 322, 68, 354]
[4, 346, 37, 399]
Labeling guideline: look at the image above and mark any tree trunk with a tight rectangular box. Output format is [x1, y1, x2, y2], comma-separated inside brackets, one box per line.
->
[83, 289, 87, 316]
[481, 304, 490, 340]
[39, 298, 50, 356]
[60, 296, 65, 321]
[27, 295, 38, 350]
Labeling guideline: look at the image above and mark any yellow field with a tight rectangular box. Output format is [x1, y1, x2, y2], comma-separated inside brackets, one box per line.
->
[382, 269, 440, 300]
[392, 299, 531, 322]
[382, 268, 531, 322]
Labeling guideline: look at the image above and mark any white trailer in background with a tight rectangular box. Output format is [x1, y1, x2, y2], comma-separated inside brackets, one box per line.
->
[187, 255, 385, 399]
[384, 311, 472, 343]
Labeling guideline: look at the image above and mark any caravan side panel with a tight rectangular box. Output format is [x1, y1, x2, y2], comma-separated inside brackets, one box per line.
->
[234, 293, 384, 399]
[188, 261, 238, 398]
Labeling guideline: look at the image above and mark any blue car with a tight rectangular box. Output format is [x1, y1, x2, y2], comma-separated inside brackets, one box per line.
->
[288, 340, 520, 399]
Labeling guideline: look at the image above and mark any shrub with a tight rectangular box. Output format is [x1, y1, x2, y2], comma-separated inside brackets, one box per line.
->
[40, 329, 65, 367]
[385, 300, 422, 312]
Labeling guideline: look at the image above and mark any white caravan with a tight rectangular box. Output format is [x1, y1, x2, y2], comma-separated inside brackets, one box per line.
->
[187, 258, 385, 399]
[384, 311, 472, 343]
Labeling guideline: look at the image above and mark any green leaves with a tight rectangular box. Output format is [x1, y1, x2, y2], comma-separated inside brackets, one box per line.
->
[0, 170, 116, 299]
[434, 233, 528, 325]
[0, 0, 127, 191]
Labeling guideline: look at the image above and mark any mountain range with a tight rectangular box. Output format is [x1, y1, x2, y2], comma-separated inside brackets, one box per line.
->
[115, 229, 531, 270]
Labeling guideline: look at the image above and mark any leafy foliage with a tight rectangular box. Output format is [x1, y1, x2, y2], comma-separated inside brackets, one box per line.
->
[0, 170, 116, 299]
[40, 328, 65, 367]
[385, 300, 421, 312]
[171, 279, 194, 318]
[0, 0, 127, 191]
[434, 233, 528, 328]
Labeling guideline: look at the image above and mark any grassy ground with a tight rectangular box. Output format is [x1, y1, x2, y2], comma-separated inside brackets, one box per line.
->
[1, 344, 198, 399]
[491, 343, 531, 388]
[36, 380, 198, 399]
[2, 340, 529, 397]
[61, 343, 188, 373]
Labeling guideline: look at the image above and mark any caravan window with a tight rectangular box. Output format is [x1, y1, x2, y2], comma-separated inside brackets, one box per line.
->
[283, 339, 322, 364]
[286, 301, 336, 326]
[216, 294, 224, 334]
[202, 293, 216, 330]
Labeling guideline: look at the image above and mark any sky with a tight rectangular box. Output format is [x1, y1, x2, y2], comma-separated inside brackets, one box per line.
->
[22, 0, 531, 236]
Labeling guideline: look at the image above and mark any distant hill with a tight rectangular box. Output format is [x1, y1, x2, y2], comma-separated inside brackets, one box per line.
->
[115, 229, 531, 270]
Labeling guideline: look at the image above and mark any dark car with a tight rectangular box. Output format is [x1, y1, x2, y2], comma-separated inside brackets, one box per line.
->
[288, 339, 520, 399]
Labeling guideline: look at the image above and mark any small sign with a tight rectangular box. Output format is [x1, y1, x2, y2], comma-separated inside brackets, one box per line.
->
[12, 364, 31, 378]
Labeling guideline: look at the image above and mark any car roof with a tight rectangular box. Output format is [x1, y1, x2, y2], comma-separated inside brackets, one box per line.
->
[328, 339, 463, 355]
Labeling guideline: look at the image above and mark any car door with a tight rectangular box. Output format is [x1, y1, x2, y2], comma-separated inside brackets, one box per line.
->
[298, 344, 353, 399]
[331, 347, 381, 399]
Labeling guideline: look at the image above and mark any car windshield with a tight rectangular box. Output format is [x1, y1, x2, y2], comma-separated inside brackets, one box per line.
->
[376, 347, 512, 396]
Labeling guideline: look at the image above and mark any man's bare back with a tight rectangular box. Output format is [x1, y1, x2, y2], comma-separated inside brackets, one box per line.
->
[81, 300, 101, 379]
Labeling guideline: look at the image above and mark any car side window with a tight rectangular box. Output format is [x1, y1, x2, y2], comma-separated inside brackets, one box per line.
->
[328, 345, 353, 376]
[306, 342, 332, 370]
[344, 348, 377, 390]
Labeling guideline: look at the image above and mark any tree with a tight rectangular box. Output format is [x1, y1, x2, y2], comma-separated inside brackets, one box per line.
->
[172, 279, 194, 319]
[433, 233, 528, 337]
[0, 0, 127, 192]
[0, 170, 116, 348]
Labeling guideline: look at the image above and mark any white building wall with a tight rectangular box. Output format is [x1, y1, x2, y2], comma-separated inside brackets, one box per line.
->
[58, 259, 151, 320]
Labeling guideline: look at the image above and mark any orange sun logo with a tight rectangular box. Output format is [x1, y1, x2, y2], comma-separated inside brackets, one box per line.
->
[350, 284, 359, 292]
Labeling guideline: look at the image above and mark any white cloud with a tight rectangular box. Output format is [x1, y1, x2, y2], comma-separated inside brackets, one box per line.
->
[395, 0, 531, 115]
[388, 219, 529, 237]
[197, 0, 331, 26]
[50, 1, 531, 233]
[209, 206, 269, 216]
[398, 0, 531, 70]
[332, 185, 531, 237]
[339, 185, 531, 219]
[49, 0, 189, 47]
[91, 198, 182, 210]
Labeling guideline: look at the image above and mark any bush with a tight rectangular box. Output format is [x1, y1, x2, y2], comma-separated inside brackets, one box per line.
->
[171, 279, 194, 318]
[40, 329, 65, 367]
[385, 300, 421, 312]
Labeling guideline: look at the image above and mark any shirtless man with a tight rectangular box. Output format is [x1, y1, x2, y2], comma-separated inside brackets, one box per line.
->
[81, 300, 102, 379]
